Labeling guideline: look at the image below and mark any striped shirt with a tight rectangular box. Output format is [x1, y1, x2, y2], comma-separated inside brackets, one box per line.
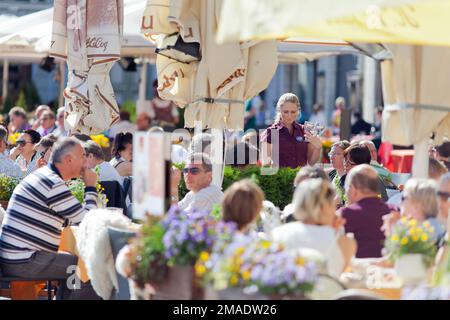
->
[0, 164, 98, 263]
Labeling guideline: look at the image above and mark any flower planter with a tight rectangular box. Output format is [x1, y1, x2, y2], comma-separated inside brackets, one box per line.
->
[395, 254, 428, 285]
[209, 287, 309, 300]
[152, 265, 204, 300]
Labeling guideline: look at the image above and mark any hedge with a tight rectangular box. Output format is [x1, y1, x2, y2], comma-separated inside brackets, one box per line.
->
[179, 165, 300, 209]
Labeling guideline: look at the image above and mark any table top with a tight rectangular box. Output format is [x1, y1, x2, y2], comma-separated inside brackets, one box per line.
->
[390, 149, 415, 156]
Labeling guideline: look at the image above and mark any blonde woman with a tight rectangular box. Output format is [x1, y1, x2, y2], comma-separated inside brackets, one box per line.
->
[383, 178, 446, 243]
[271, 178, 357, 277]
[260, 93, 322, 168]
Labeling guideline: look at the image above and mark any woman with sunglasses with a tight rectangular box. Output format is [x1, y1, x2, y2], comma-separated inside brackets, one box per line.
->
[11, 129, 41, 176]
[110, 132, 133, 177]
[34, 135, 58, 169]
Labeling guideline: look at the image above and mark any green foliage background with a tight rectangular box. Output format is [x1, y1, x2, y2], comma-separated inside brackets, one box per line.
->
[179, 165, 300, 209]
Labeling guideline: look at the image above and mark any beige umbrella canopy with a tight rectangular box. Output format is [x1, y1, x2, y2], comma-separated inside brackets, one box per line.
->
[381, 45, 450, 177]
[50, 0, 123, 135]
[142, 0, 278, 130]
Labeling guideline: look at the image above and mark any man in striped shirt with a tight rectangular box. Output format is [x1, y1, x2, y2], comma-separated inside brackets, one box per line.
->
[0, 137, 99, 299]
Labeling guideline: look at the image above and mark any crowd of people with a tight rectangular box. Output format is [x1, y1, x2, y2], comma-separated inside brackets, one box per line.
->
[0, 91, 449, 300]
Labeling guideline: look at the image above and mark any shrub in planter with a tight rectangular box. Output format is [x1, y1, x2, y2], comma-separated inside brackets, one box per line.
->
[178, 165, 300, 210]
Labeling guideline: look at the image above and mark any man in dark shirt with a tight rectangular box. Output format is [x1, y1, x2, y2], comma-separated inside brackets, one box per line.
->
[339, 164, 395, 258]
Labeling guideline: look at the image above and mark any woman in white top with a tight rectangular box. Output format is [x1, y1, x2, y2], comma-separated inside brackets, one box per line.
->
[271, 178, 357, 278]
[110, 132, 133, 177]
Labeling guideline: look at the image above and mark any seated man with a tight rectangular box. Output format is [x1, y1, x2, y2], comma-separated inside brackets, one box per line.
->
[84, 140, 123, 186]
[171, 153, 223, 212]
[339, 164, 396, 258]
[359, 140, 394, 187]
[0, 137, 99, 300]
[0, 125, 23, 178]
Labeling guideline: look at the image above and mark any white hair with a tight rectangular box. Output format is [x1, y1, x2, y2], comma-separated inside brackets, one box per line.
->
[403, 178, 438, 218]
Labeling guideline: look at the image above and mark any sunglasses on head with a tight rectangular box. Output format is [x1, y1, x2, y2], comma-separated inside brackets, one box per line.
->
[437, 191, 450, 201]
[182, 167, 203, 175]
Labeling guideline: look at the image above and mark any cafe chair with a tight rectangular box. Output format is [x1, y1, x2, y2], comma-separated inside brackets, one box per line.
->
[108, 226, 137, 300]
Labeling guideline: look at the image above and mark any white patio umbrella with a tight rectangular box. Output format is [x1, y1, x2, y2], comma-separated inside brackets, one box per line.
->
[381, 45, 450, 178]
[217, 0, 450, 47]
[0, 0, 157, 60]
[50, 0, 123, 135]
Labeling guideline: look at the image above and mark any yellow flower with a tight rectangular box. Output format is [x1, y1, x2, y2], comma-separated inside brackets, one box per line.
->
[400, 216, 408, 224]
[428, 226, 435, 234]
[199, 251, 209, 262]
[390, 234, 399, 242]
[295, 257, 305, 266]
[416, 227, 423, 234]
[409, 227, 417, 235]
[412, 235, 419, 242]
[8, 132, 21, 145]
[241, 270, 251, 281]
[408, 219, 417, 227]
[260, 240, 271, 249]
[421, 234, 428, 242]
[195, 264, 206, 276]
[230, 275, 239, 286]
[400, 237, 409, 245]
[235, 247, 245, 255]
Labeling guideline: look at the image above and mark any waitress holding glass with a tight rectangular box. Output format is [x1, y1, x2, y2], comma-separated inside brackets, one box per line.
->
[260, 93, 322, 168]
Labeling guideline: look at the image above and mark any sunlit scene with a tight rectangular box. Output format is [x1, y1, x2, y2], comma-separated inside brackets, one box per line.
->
[0, 0, 449, 308]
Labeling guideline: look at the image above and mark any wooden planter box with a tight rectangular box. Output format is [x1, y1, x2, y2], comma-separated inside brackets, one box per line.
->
[130, 266, 204, 300]
[152, 265, 204, 300]
[206, 287, 310, 300]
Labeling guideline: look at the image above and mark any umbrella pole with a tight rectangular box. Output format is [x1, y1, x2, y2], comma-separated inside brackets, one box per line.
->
[1, 59, 9, 111]
[58, 61, 65, 107]
[137, 59, 148, 115]
[412, 139, 429, 178]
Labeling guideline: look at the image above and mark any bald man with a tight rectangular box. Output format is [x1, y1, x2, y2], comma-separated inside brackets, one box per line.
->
[338, 164, 396, 258]
[360, 140, 393, 187]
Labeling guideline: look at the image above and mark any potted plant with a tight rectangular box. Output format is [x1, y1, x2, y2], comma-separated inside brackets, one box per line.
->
[125, 206, 230, 300]
[67, 167, 108, 208]
[196, 235, 319, 300]
[0, 174, 20, 210]
[384, 217, 437, 285]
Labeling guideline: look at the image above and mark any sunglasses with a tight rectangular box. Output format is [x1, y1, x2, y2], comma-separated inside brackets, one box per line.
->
[182, 167, 203, 175]
[16, 140, 32, 146]
[401, 194, 409, 202]
[437, 191, 450, 201]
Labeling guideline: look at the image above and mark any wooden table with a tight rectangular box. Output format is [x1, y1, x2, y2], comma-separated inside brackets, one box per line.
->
[59, 227, 90, 283]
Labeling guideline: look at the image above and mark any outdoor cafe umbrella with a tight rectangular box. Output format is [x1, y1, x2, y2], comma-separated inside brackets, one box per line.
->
[216, 0, 450, 178]
[381, 45, 450, 177]
[141, 0, 278, 131]
[216, 0, 450, 47]
[50, 0, 123, 135]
